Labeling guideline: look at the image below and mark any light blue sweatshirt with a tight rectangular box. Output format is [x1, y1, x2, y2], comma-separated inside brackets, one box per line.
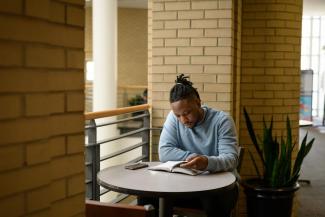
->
[159, 106, 238, 173]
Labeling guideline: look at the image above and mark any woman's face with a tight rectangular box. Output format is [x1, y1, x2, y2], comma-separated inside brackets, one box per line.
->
[171, 97, 203, 128]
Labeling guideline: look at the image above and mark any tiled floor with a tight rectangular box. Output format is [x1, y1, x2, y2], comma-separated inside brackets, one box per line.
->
[298, 126, 325, 217]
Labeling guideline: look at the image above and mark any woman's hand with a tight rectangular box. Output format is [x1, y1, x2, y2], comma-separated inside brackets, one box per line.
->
[180, 155, 208, 171]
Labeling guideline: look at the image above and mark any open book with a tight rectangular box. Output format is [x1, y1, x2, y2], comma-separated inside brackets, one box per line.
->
[148, 161, 204, 176]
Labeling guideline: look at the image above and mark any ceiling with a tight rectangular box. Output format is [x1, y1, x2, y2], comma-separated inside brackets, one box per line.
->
[303, 0, 325, 16]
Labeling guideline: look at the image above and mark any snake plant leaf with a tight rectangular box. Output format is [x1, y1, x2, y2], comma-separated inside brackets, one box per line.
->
[244, 107, 265, 164]
[264, 120, 277, 184]
[243, 108, 314, 187]
[292, 133, 307, 176]
[284, 160, 292, 185]
[270, 157, 279, 187]
[286, 117, 292, 178]
[295, 138, 314, 181]
[248, 149, 262, 179]
[286, 116, 292, 152]
[290, 135, 314, 185]
[304, 138, 314, 158]
[286, 173, 300, 186]
[256, 135, 264, 152]
[275, 138, 287, 186]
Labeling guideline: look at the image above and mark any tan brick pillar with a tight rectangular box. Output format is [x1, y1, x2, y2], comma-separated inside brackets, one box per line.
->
[238, 0, 303, 216]
[149, 0, 238, 160]
[0, 0, 85, 216]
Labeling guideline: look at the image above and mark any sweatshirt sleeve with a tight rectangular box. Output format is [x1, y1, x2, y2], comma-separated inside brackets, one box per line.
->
[205, 113, 239, 173]
[158, 112, 194, 162]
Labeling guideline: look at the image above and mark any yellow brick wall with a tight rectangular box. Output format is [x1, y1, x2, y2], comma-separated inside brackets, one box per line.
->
[148, 0, 154, 160]
[233, 0, 242, 131]
[232, 1, 242, 215]
[118, 8, 148, 87]
[118, 8, 148, 108]
[84, 7, 148, 111]
[149, 0, 303, 216]
[0, 0, 85, 216]
[238, 0, 302, 216]
[85, 4, 92, 61]
[150, 0, 237, 160]
[85, 6, 148, 83]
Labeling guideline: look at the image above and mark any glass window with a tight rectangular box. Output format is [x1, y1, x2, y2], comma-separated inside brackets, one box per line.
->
[301, 37, 310, 55]
[302, 17, 311, 37]
[301, 55, 310, 69]
[312, 38, 320, 55]
[312, 17, 320, 37]
[320, 52, 325, 73]
[301, 16, 325, 119]
[311, 56, 319, 73]
[322, 17, 325, 36]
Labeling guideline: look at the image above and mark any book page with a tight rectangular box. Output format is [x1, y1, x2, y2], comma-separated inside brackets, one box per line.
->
[148, 161, 204, 176]
[171, 167, 204, 176]
[148, 161, 186, 172]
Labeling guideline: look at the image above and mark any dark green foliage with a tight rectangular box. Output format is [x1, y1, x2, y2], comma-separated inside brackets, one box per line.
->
[128, 95, 145, 106]
[243, 108, 314, 187]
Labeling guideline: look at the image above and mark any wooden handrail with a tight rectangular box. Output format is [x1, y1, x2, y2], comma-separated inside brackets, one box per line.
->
[85, 104, 150, 120]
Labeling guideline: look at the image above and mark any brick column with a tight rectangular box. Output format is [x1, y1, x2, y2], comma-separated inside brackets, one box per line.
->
[0, 0, 85, 216]
[149, 0, 237, 160]
[238, 0, 303, 216]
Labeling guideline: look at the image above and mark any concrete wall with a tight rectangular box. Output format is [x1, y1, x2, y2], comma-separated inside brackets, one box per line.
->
[0, 0, 85, 216]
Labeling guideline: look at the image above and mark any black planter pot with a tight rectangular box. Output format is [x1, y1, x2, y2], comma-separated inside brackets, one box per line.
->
[241, 179, 300, 217]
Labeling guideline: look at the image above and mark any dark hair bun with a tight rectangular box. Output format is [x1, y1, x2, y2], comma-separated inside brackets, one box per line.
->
[175, 74, 193, 87]
[170, 74, 200, 103]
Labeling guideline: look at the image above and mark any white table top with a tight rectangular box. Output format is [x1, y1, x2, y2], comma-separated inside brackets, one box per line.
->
[299, 120, 313, 127]
[97, 162, 236, 197]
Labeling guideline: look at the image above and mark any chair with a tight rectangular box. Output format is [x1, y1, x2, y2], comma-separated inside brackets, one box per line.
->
[86, 200, 155, 217]
[173, 147, 245, 217]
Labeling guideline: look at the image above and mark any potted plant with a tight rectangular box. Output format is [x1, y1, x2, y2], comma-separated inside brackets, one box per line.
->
[242, 108, 315, 217]
[128, 94, 145, 116]
[128, 94, 145, 106]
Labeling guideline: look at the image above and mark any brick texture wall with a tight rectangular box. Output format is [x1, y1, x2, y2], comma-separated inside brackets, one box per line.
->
[149, 0, 303, 216]
[84, 7, 148, 112]
[118, 8, 148, 87]
[238, 0, 303, 216]
[150, 0, 237, 160]
[85, 6, 148, 85]
[85, 3, 92, 61]
[0, 0, 85, 216]
[148, 0, 154, 160]
[233, 0, 242, 131]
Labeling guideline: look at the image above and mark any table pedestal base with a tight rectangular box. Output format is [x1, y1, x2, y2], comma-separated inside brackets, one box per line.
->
[159, 197, 173, 217]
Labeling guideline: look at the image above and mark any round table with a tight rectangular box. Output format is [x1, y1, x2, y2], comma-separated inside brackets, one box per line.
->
[97, 162, 236, 217]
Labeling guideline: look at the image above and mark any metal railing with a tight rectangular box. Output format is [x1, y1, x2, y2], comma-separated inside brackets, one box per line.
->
[85, 104, 151, 201]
